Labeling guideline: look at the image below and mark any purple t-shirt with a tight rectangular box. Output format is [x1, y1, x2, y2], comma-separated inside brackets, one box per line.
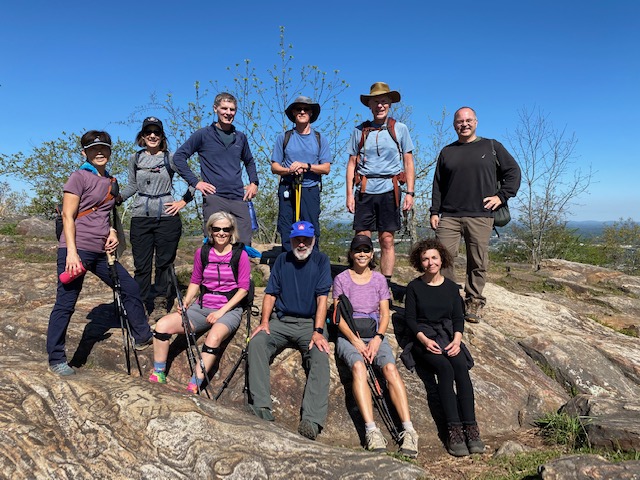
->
[332, 269, 390, 338]
[191, 247, 251, 310]
[60, 169, 114, 253]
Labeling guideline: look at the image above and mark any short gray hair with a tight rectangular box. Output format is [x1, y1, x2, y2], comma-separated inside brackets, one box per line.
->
[205, 211, 238, 245]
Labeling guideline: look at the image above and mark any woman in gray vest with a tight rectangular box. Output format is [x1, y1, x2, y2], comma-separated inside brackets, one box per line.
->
[119, 117, 194, 317]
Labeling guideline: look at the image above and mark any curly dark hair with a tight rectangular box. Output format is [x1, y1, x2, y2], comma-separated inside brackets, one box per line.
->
[409, 238, 452, 272]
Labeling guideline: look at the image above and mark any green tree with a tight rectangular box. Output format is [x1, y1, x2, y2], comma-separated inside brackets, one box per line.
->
[0, 181, 25, 217]
[0, 133, 133, 216]
[507, 107, 593, 269]
[602, 218, 640, 275]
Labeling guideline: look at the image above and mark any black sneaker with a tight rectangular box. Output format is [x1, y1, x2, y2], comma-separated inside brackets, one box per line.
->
[298, 419, 319, 440]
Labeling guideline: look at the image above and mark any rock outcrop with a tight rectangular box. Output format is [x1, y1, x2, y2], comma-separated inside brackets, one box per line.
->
[1, 225, 639, 478]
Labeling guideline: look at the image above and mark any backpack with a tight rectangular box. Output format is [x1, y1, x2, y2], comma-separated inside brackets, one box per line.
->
[198, 242, 248, 307]
[354, 117, 406, 206]
[134, 150, 172, 174]
[490, 139, 511, 228]
[356, 117, 402, 161]
[282, 129, 323, 190]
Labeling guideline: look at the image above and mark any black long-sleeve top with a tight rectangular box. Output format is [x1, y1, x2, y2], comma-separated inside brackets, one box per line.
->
[430, 137, 521, 217]
[404, 277, 464, 343]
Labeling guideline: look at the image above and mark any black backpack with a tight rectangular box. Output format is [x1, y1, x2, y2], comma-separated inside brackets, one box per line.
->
[198, 242, 248, 307]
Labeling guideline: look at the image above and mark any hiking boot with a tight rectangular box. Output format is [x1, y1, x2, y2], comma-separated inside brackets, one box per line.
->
[248, 405, 275, 422]
[399, 429, 419, 458]
[148, 370, 166, 384]
[50, 362, 75, 376]
[134, 336, 153, 351]
[186, 382, 199, 394]
[464, 423, 485, 454]
[364, 428, 387, 453]
[464, 299, 483, 323]
[298, 419, 319, 440]
[447, 424, 470, 457]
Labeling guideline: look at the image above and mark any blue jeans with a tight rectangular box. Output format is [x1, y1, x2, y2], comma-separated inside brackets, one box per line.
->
[47, 248, 152, 366]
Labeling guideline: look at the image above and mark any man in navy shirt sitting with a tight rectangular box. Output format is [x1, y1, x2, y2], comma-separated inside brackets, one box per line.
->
[247, 221, 332, 440]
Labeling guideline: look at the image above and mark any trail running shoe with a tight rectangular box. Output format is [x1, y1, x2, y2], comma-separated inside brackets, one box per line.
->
[186, 382, 199, 394]
[50, 362, 75, 376]
[148, 371, 166, 384]
[399, 429, 419, 458]
[365, 427, 387, 452]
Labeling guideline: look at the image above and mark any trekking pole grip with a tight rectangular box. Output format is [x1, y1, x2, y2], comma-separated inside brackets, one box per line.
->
[106, 251, 116, 266]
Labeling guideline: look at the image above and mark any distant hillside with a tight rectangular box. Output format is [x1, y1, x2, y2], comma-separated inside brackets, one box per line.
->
[566, 220, 615, 239]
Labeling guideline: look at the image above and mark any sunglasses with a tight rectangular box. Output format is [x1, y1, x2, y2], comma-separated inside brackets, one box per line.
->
[353, 246, 372, 254]
[143, 129, 162, 137]
[293, 106, 312, 113]
[210, 226, 232, 233]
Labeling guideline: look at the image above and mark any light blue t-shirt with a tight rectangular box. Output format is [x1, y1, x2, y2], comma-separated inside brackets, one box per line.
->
[348, 120, 414, 194]
[271, 128, 331, 188]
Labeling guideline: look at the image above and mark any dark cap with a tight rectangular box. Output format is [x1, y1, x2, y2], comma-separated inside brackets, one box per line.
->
[350, 235, 373, 250]
[142, 116, 164, 134]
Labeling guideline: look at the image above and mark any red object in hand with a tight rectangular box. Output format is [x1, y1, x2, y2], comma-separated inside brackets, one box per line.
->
[59, 263, 87, 284]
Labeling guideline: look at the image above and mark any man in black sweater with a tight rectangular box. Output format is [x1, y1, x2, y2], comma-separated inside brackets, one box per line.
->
[430, 107, 521, 322]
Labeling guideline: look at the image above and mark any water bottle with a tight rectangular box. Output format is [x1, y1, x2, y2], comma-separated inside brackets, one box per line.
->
[248, 201, 258, 231]
[59, 262, 87, 284]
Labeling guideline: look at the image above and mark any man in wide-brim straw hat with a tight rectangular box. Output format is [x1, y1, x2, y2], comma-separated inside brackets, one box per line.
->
[271, 96, 331, 251]
[346, 82, 416, 287]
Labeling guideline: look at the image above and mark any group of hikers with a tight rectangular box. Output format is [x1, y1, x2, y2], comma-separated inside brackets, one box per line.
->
[47, 82, 521, 458]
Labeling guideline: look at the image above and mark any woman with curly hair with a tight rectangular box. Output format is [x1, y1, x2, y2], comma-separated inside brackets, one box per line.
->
[404, 238, 484, 456]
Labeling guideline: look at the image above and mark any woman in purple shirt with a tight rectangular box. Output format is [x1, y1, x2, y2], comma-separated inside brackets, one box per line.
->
[332, 235, 418, 458]
[47, 131, 153, 376]
[150, 211, 250, 393]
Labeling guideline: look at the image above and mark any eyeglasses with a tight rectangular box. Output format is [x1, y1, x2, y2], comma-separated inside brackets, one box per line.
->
[210, 226, 232, 233]
[455, 119, 476, 126]
[143, 129, 162, 137]
[293, 106, 311, 113]
[353, 246, 372, 253]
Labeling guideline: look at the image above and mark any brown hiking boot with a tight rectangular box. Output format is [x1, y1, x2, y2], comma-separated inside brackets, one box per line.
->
[464, 299, 483, 323]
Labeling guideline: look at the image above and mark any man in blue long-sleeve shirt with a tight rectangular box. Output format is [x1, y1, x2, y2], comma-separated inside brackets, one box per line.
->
[173, 92, 259, 244]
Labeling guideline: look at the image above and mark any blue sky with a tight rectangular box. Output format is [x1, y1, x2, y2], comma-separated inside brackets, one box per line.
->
[1, 0, 638, 221]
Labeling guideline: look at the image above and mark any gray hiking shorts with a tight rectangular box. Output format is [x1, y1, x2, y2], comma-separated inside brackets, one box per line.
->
[336, 335, 396, 370]
[188, 304, 243, 334]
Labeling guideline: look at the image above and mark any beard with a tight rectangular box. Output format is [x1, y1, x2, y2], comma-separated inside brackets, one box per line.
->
[292, 238, 314, 261]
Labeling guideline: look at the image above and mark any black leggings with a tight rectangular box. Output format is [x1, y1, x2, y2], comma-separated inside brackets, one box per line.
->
[412, 343, 476, 425]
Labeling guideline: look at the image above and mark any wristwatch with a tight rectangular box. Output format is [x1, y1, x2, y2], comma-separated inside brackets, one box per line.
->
[314, 327, 324, 334]
[307, 163, 312, 172]
[375, 333, 385, 340]
[406, 191, 415, 196]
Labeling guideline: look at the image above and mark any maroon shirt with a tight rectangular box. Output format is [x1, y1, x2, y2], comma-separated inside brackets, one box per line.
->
[60, 170, 114, 253]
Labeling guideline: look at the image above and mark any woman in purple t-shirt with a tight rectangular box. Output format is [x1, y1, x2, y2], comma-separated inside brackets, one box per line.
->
[47, 131, 153, 377]
[150, 211, 250, 394]
[332, 235, 418, 458]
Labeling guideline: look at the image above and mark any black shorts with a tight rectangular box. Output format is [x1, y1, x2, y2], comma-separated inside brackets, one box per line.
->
[353, 191, 400, 233]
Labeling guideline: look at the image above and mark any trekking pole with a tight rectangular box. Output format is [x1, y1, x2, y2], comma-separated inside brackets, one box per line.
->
[293, 173, 303, 222]
[214, 288, 257, 401]
[170, 265, 212, 399]
[338, 296, 401, 444]
[106, 251, 142, 376]
[365, 358, 401, 444]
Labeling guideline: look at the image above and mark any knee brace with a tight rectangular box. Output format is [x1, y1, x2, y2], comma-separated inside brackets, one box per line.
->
[153, 331, 171, 341]
[202, 344, 221, 355]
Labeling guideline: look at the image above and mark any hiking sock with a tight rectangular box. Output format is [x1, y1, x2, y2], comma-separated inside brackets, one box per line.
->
[364, 422, 377, 433]
[402, 421, 415, 432]
[153, 362, 166, 373]
[189, 374, 204, 387]
[385, 275, 392, 288]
